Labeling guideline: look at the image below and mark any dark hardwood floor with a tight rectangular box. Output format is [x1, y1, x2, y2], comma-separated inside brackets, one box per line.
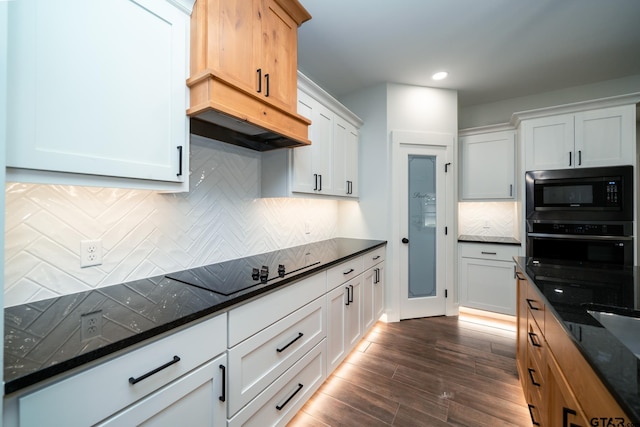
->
[288, 313, 531, 427]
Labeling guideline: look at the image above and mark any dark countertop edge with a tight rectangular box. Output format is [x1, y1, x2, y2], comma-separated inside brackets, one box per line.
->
[4, 239, 387, 395]
[457, 235, 521, 245]
[514, 257, 640, 422]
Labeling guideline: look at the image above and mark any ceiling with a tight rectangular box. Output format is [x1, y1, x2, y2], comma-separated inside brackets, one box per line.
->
[296, 0, 640, 108]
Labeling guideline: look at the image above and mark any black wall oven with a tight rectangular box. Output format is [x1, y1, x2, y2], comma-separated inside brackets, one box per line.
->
[526, 165, 634, 269]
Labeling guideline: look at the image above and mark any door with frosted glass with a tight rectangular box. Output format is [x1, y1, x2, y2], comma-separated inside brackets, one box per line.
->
[399, 144, 448, 319]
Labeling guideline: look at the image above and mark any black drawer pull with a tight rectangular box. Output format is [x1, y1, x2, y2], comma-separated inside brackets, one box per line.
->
[343, 268, 354, 275]
[527, 368, 541, 387]
[129, 355, 180, 385]
[528, 332, 542, 348]
[276, 383, 303, 411]
[176, 146, 183, 177]
[277, 332, 304, 353]
[562, 406, 581, 427]
[219, 364, 226, 402]
[373, 255, 381, 260]
[528, 404, 541, 426]
[526, 299, 540, 311]
[481, 251, 497, 255]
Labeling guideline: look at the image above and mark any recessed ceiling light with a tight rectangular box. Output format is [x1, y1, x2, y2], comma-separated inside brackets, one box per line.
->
[432, 71, 448, 80]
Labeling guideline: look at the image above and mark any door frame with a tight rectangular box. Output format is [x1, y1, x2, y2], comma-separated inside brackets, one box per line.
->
[388, 130, 457, 321]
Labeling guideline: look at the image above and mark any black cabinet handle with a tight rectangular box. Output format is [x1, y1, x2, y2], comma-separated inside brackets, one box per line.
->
[264, 73, 270, 97]
[528, 404, 541, 426]
[276, 383, 303, 411]
[176, 146, 183, 177]
[343, 268, 354, 275]
[319, 174, 322, 191]
[374, 268, 380, 284]
[526, 299, 540, 311]
[277, 332, 304, 353]
[528, 332, 542, 348]
[313, 174, 318, 191]
[562, 406, 581, 427]
[527, 368, 541, 387]
[219, 364, 226, 402]
[481, 251, 497, 255]
[578, 150, 582, 166]
[348, 284, 354, 303]
[257, 68, 262, 93]
[129, 356, 180, 385]
[345, 286, 351, 306]
[402, 238, 409, 244]
[509, 184, 513, 197]
[373, 255, 381, 260]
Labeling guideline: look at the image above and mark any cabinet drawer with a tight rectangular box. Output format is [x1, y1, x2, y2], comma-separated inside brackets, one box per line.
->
[327, 256, 363, 290]
[526, 280, 546, 333]
[228, 297, 326, 415]
[459, 242, 519, 262]
[228, 272, 326, 347]
[363, 246, 385, 270]
[18, 314, 226, 427]
[228, 340, 326, 427]
[526, 342, 545, 406]
[527, 317, 546, 370]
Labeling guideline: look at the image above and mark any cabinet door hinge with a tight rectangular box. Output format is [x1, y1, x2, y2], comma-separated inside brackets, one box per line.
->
[445, 162, 452, 173]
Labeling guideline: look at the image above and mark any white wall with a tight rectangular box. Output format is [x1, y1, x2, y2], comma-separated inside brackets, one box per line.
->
[460, 74, 640, 129]
[4, 137, 339, 306]
[340, 83, 458, 322]
[1, 0, 8, 403]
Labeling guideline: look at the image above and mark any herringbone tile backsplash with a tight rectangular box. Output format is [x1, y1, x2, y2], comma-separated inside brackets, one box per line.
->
[5, 136, 339, 307]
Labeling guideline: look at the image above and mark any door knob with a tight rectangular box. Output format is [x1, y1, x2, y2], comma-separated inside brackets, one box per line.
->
[402, 238, 409, 244]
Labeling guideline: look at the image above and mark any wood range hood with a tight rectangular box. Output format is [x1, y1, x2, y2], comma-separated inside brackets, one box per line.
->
[187, 0, 312, 151]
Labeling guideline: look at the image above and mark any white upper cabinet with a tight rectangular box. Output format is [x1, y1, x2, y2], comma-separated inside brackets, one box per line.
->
[460, 129, 516, 200]
[522, 104, 636, 172]
[6, 0, 192, 191]
[261, 71, 362, 199]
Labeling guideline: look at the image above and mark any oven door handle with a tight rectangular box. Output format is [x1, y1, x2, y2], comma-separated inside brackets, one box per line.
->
[527, 233, 633, 241]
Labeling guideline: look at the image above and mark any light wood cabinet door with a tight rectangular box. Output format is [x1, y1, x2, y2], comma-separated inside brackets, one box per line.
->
[460, 130, 515, 199]
[258, 0, 299, 111]
[546, 352, 590, 427]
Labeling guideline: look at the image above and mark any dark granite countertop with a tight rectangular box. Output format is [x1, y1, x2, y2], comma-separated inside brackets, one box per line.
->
[4, 238, 386, 395]
[458, 235, 521, 245]
[514, 257, 640, 422]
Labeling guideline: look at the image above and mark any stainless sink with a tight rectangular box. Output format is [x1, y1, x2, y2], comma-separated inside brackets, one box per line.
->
[587, 308, 640, 358]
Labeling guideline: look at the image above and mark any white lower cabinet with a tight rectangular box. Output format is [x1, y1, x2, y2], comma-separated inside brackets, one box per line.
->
[227, 296, 326, 415]
[228, 341, 326, 427]
[363, 262, 385, 331]
[6, 314, 227, 427]
[98, 354, 227, 427]
[458, 242, 520, 315]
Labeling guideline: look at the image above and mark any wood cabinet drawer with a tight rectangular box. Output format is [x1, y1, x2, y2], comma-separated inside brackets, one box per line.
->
[228, 273, 326, 347]
[526, 344, 545, 407]
[362, 246, 385, 270]
[227, 297, 326, 415]
[527, 317, 546, 370]
[18, 314, 226, 427]
[327, 256, 363, 290]
[526, 280, 546, 334]
[458, 242, 519, 262]
[228, 340, 326, 427]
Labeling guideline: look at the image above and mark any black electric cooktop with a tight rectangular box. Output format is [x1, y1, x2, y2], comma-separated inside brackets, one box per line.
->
[166, 246, 320, 296]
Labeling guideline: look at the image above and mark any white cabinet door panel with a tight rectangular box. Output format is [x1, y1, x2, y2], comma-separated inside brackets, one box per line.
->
[523, 114, 574, 171]
[7, 0, 189, 186]
[459, 258, 516, 315]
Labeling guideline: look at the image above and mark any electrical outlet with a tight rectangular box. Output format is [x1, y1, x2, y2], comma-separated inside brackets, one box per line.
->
[80, 239, 103, 268]
[81, 310, 103, 341]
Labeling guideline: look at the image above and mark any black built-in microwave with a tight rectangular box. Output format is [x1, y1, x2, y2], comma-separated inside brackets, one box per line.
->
[525, 165, 633, 222]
